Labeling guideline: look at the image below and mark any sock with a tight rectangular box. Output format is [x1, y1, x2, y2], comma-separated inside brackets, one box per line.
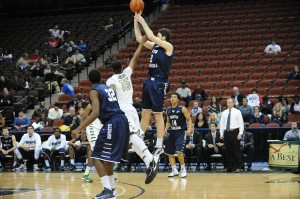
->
[155, 138, 163, 148]
[45, 160, 50, 167]
[143, 156, 150, 168]
[86, 158, 88, 164]
[130, 134, 153, 162]
[108, 175, 115, 189]
[61, 160, 65, 166]
[132, 144, 150, 167]
[101, 176, 111, 190]
[143, 149, 154, 162]
[70, 159, 75, 165]
[84, 166, 91, 175]
[0, 163, 2, 167]
[181, 165, 185, 170]
[13, 161, 17, 166]
[172, 165, 177, 171]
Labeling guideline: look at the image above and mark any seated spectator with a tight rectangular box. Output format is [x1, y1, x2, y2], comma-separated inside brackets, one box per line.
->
[274, 96, 290, 115]
[260, 96, 274, 115]
[208, 97, 222, 114]
[232, 87, 245, 108]
[191, 83, 207, 101]
[0, 88, 14, 107]
[271, 103, 287, 127]
[49, 24, 60, 38]
[251, 106, 265, 126]
[59, 78, 74, 97]
[74, 39, 87, 53]
[240, 130, 254, 171]
[176, 80, 192, 107]
[239, 98, 254, 123]
[104, 54, 115, 68]
[287, 65, 300, 80]
[66, 93, 87, 111]
[208, 112, 220, 128]
[203, 123, 226, 171]
[0, 112, 5, 130]
[103, 17, 114, 30]
[10, 76, 22, 92]
[290, 96, 300, 114]
[114, 19, 124, 33]
[40, 54, 50, 66]
[64, 49, 86, 71]
[63, 107, 78, 126]
[13, 111, 30, 131]
[48, 36, 59, 48]
[189, 101, 202, 117]
[32, 113, 51, 130]
[30, 50, 41, 63]
[0, 127, 19, 170]
[22, 76, 33, 94]
[30, 62, 45, 79]
[133, 97, 142, 117]
[194, 113, 209, 129]
[41, 128, 67, 171]
[1, 49, 12, 63]
[283, 121, 300, 141]
[0, 75, 9, 91]
[264, 39, 281, 54]
[32, 101, 48, 120]
[48, 105, 63, 122]
[247, 89, 263, 107]
[185, 131, 203, 171]
[44, 64, 61, 94]
[16, 53, 31, 70]
[14, 125, 41, 171]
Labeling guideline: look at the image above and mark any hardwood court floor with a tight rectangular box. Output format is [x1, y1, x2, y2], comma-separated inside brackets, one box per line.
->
[0, 171, 299, 199]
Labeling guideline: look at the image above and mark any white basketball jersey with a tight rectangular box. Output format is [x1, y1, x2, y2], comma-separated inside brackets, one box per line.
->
[106, 67, 133, 104]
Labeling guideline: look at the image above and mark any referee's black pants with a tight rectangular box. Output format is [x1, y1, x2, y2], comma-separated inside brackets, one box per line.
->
[224, 129, 241, 170]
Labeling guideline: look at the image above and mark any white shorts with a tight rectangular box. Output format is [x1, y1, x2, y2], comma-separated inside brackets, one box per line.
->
[119, 104, 141, 133]
[86, 118, 103, 151]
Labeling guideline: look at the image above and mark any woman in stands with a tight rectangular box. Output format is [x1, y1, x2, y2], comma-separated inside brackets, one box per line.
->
[275, 96, 290, 115]
[208, 112, 220, 128]
[271, 103, 287, 127]
[194, 113, 209, 129]
[191, 83, 207, 101]
[208, 97, 222, 114]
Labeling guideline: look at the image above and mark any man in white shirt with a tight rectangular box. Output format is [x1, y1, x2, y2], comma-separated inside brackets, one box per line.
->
[176, 80, 192, 107]
[48, 105, 63, 121]
[106, 35, 159, 185]
[220, 98, 244, 173]
[264, 40, 281, 54]
[41, 128, 67, 171]
[283, 122, 300, 141]
[15, 125, 41, 171]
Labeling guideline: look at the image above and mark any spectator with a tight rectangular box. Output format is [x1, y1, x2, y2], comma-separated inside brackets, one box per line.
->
[114, 19, 124, 33]
[32, 113, 51, 130]
[189, 101, 202, 117]
[247, 89, 263, 107]
[290, 96, 300, 114]
[251, 106, 265, 126]
[16, 53, 31, 70]
[11, 76, 22, 92]
[59, 78, 74, 97]
[14, 125, 41, 171]
[66, 93, 87, 111]
[63, 107, 77, 126]
[260, 96, 274, 115]
[32, 101, 48, 120]
[194, 112, 209, 129]
[271, 103, 287, 127]
[232, 87, 245, 108]
[104, 54, 115, 68]
[40, 54, 50, 66]
[287, 65, 300, 80]
[0, 88, 14, 107]
[240, 130, 254, 171]
[30, 50, 41, 63]
[0, 76, 9, 91]
[283, 122, 300, 141]
[49, 24, 60, 38]
[185, 131, 203, 171]
[0, 112, 5, 130]
[47, 105, 63, 121]
[2, 49, 12, 63]
[239, 98, 254, 123]
[30, 62, 44, 79]
[64, 49, 86, 71]
[13, 111, 30, 131]
[176, 80, 192, 107]
[41, 128, 67, 171]
[208, 97, 222, 114]
[103, 17, 114, 30]
[22, 76, 33, 94]
[275, 96, 290, 115]
[44, 64, 61, 94]
[264, 39, 281, 54]
[208, 112, 220, 128]
[74, 39, 87, 52]
[203, 123, 226, 171]
[133, 97, 142, 114]
[191, 83, 207, 101]
[48, 35, 59, 48]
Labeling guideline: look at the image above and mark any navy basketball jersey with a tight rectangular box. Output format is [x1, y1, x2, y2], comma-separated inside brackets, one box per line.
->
[92, 84, 124, 123]
[0, 136, 13, 150]
[148, 44, 173, 80]
[167, 105, 187, 131]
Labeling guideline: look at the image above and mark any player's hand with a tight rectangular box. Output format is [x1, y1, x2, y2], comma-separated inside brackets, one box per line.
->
[71, 128, 80, 139]
[220, 136, 224, 140]
[2, 151, 8, 155]
[208, 144, 214, 148]
[237, 134, 242, 140]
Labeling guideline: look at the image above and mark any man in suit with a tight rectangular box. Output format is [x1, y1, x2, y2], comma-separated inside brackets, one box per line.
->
[231, 87, 245, 108]
[185, 130, 203, 171]
[203, 123, 226, 171]
[240, 130, 254, 171]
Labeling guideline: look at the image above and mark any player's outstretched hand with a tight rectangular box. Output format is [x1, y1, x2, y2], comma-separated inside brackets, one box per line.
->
[134, 12, 145, 24]
[71, 128, 80, 139]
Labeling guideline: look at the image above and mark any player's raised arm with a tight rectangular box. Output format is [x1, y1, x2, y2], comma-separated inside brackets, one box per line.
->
[129, 35, 148, 71]
[134, 12, 154, 50]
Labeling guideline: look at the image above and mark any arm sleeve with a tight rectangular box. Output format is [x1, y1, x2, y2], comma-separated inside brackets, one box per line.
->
[219, 112, 225, 137]
[19, 135, 26, 146]
[237, 110, 244, 135]
[283, 132, 288, 140]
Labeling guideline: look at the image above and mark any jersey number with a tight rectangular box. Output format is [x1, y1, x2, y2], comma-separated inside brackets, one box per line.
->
[172, 120, 177, 127]
[105, 88, 117, 102]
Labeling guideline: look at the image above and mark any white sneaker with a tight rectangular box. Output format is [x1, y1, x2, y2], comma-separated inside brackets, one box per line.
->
[33, 164, 39, 171]
[15, 164, 27, 171]
[154, 148, 164, 156]
[112, 188, 117, 197]
[168, 170, 179, 177]
[180, 168, 187, 178]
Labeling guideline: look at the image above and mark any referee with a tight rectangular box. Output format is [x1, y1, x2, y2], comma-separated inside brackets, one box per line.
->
[220, 98, 244, 172]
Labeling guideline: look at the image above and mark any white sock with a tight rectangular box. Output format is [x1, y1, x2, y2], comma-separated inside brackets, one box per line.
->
[45, 160, 50, 167]
[61, 160, 65, 166]
[108, 175, 115, 189]
[84, 166, 91, 175]
[144, 149, 153, 162]
[86, 158, 88, 164]
[13, 161, 17, 166]
[70, 159, 75, 165]
[101, 176, 111, 190]
[181, 165, 185, 170]
[172, 165, 177, 171]
[132, 144, 150, 167]
[155, 138, 163, 148]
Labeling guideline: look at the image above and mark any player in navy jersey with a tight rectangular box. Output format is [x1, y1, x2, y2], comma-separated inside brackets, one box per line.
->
[165, 93, 193, 178]
[72, 69, 129, 199]
[134, 12, 174, 157]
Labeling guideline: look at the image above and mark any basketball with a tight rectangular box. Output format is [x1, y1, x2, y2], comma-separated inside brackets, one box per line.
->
[129, 0, 144, 13]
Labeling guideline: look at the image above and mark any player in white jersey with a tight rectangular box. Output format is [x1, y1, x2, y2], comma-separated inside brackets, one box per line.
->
[106, 35, 159, 184]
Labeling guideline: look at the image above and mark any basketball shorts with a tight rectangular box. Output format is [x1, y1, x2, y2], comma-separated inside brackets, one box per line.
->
[142, 78, 169, 112]
[91, 114, 129, 163]
[119, 104, 141, 133]
[86, 118, 103, 151]
[164, 130, 186, 155]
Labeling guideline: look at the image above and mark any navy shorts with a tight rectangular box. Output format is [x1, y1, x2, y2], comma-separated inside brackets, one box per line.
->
[42, 148, 66, 161]
[142, 78, 169, 112]
[164, 130, 186, 155]
[92, 114, 129, 163]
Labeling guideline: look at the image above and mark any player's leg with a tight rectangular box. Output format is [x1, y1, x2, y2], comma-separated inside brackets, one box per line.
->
[176, 152, 186, 178]
[82, 145, 93, 182]
[140, 109, 151, 133]
[59, 148, 65, 171]
[68, 146, 76, 170]
[153, 112, 165, 152]
[14, 148, 26, 170]
[33, 147, 40, 171]
[175, 131, 187, 177]
[41, 148, 52, 171]
[164, 132, 178, 177]
[168, 155, 179, 177]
